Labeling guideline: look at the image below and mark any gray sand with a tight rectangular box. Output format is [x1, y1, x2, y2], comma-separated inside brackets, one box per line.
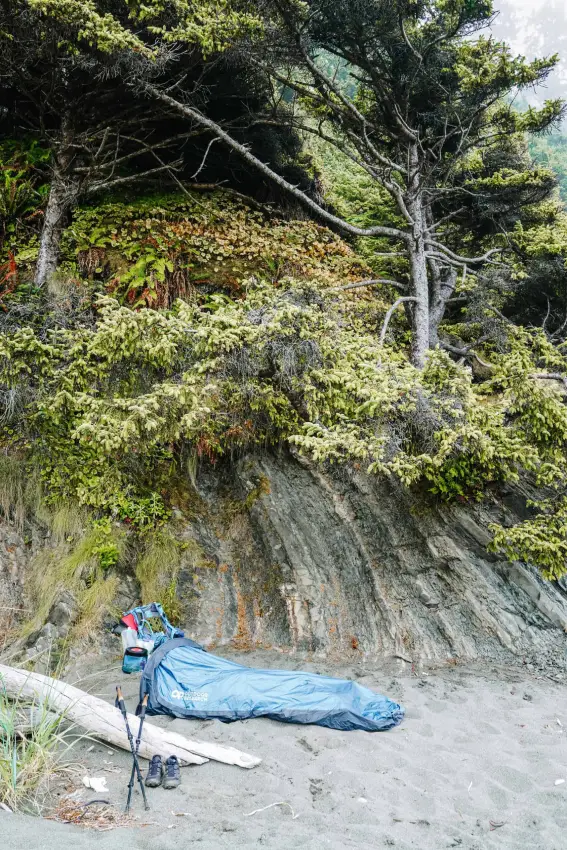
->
[2, 652, 567, 849]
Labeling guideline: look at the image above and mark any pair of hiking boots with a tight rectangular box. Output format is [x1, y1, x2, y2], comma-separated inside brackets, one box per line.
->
[144, 754, 181, 790]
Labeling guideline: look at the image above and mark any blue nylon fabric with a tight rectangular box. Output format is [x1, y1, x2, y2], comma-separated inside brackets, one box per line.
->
[140, 639, 404, 732]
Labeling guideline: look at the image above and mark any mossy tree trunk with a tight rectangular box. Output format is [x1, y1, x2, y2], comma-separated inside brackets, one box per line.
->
[34, 115, 79, 289]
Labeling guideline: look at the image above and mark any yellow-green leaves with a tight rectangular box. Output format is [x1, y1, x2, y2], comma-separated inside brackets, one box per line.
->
[142, 0, 261, 56]
[5, 273, 567, 579]
[25, 0, 260, 56]
[491, 499, 567, 581]
[455, 38, 559, 96]
[27, 0, 154, 55]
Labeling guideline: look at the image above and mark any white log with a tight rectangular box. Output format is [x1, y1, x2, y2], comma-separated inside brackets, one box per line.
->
[0, 664, 261, 769]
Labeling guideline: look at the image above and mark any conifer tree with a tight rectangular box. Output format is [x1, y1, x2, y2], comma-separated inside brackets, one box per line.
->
[148, 0, 565, 364]
[0, 0, 258, 286]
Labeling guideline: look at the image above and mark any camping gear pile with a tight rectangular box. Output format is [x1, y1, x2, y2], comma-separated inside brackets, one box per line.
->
[114, 603, 184, 674]
[115, 604, 404, 732]
[111, 603, 404, 811]
[0, 601, 406, 815]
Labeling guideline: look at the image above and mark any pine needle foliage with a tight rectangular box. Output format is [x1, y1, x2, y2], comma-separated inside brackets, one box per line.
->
[4, 274, 567, 577]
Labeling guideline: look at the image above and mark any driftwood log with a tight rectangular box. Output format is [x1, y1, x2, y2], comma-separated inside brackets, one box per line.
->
[0, 664, 261, 769]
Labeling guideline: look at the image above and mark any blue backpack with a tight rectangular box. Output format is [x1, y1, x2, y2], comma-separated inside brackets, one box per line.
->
[122, 602, 185, 644]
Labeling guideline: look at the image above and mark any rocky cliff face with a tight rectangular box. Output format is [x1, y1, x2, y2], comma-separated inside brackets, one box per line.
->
[4, 450, 567, 670]
[175, 451, 567, 670]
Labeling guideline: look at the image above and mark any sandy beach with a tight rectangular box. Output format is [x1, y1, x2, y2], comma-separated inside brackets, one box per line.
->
[2, 650, 567, 849]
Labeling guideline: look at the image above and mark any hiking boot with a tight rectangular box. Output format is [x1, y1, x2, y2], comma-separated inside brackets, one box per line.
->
[145, 754, 163, 788]
[163, 755, 181, 790]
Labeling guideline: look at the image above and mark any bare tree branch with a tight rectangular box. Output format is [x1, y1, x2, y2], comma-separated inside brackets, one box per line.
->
[532, 373, 567, 390]
[73, 132, 202, 175]
[550, 312, 567, 341]
[379, 297, 418, 345]
[190, 137, 220, 179]
[542, 296, 552, 334]
[331, 278, 407, 292]
[144, 84, 410, 243]
[399, 16, 423, 63]
[425, 240, 503, 265]
[426, 207, 467, 232]
[87, 163, 180, 196]
[484, 305, 515, 325]
[441, 342, 495, 370]
[186, 183, 276, 214]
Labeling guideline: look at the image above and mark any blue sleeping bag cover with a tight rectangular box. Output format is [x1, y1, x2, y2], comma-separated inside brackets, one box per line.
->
[140, 638, 404, 732]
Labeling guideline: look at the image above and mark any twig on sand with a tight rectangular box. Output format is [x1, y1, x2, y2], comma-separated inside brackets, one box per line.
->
[244, 801, 299, 819]
[47, 798, 132, 830]
[489, 820, 506, 831]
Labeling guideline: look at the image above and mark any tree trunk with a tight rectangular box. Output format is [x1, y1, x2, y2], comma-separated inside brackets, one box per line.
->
[34, 172, 72, 288]
[0, 663, 261, 768]
[34, 114, 78, 289]
[408, 243, 429, 367]
[426, 197, 459, 349]
[428, 261, 458, 349]
[406, 175, 430, 367]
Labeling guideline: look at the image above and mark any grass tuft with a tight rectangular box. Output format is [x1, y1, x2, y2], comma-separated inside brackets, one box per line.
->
[136, 530, 183, 623]
[22, 508, 126, 643]
[71, 574, 120, 640]
[0, 454, 43, 532]
[0, 682, 78, 813]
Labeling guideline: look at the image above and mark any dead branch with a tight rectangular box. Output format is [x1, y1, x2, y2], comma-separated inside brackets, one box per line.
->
[379, 296, 418, 344]
[331, 279, 407, 293]
[144, 84, 409, 243]
[87, 163, 181, 196]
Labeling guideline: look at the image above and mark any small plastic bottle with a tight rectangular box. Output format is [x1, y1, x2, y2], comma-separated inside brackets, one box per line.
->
[121, 627, 138, 652]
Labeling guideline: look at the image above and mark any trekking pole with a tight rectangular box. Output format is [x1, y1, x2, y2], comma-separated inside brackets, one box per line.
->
[125, 694, 150, 813]
[115, 686, 149, 812]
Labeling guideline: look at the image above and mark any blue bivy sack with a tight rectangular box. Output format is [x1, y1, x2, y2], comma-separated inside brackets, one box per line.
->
[140, 638, 404, 732]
